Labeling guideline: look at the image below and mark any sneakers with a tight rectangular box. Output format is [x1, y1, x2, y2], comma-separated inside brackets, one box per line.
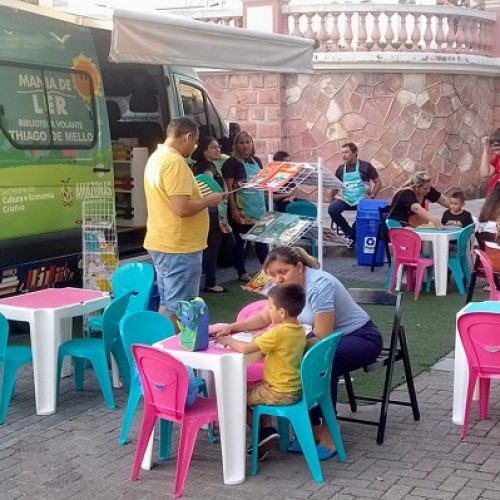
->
[247, 427, 280, 460]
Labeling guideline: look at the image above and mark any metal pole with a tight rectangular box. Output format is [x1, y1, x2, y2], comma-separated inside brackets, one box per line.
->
[317, 157, 324, 269]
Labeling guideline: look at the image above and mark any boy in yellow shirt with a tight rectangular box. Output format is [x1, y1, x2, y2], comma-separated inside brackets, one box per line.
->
[217, 283, 306, 459]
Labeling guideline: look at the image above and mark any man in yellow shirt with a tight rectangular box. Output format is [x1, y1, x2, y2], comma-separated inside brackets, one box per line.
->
[217, 283, 306, 459]
[144, 117, 224, 324]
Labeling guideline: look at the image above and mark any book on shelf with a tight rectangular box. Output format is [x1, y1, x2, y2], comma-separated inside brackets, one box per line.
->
[243, 161, 303, 190]
[243, 211, 282, 241]
[257, 212, 302, 241]
[275, 217, 314, 245]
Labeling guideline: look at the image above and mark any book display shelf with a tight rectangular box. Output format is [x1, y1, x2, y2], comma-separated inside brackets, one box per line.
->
[112, 144, 148, 227]
[241, 159, 344, 268]
[81, 198, 119, 292]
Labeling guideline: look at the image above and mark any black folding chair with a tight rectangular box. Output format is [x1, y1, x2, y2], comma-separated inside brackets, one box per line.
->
[338, 289, 420, 444]
[370, 206, 392, 272]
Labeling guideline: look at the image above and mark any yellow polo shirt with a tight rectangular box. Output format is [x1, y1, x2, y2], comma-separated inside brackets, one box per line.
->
[254, 323, 306, 393]
[143, 145, 209, 253]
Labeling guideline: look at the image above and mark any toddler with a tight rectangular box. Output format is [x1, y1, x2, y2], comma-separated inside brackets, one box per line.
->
[217, 282, 306, 459]
[441, 189, 474, 228]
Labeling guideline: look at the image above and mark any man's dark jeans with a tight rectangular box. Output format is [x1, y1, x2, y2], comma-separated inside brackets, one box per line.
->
[328, 199, 357, 240]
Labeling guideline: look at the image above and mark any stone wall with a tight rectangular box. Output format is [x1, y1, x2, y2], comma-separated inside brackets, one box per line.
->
[201, 71, 498, 199]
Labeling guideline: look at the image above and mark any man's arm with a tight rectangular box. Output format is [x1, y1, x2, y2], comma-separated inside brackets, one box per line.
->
[169, 193, 223, 218]
[369, 177, 382, 198]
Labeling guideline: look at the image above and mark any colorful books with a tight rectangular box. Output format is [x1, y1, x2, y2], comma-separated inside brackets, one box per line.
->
[244, 270, 274, 296]
[243, 162, 302, 189]
[244, 212, 282, 241]
[243, 211, 314, 245]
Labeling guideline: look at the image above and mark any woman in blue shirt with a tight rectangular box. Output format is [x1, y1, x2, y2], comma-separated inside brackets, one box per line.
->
[213, 246, 382, 459]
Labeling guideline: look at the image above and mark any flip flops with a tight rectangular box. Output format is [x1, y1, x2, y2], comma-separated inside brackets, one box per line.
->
[287, 438, 338, 461]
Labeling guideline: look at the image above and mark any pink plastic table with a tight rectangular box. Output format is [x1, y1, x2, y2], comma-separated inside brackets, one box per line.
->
[142, 335, 262, 485]
[0, 287, 110, 415]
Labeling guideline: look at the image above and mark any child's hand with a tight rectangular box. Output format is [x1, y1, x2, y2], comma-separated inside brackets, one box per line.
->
[216, 335, 231, 347]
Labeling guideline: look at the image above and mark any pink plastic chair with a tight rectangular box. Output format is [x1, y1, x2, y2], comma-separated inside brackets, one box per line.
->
[475, 249, 500, 301]
[237, 300, 268, 384]
[130, 345, 218, 497]
[388, 228, 434, 300]
[458, 312, 500, 439]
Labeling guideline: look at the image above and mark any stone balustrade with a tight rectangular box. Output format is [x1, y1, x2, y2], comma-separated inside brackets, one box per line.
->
[284, 4, 497, 56]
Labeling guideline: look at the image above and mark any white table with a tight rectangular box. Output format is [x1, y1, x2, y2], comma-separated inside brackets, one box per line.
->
[143, 335, 261, 485]
[413, 227, 462, 296]
[0, 287, 110, 415]
[452, 301, 500, 425]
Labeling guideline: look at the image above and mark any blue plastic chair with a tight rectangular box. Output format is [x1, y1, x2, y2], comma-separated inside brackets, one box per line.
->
[384, 219, 403, 289]
[250, 332, 347, 482]
[448, 223, 475, 295]
[56, 292, 132, 410]
[87, 262, 155, 334]
[0, 313, 32, 424]
[119, 311, 213, 454]
[286, 201, 318, 257]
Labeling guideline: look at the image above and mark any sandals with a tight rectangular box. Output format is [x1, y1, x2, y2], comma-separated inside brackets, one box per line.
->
[287, 438, 338, 461]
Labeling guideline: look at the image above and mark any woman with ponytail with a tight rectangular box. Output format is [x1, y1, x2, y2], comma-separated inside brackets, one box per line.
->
[212, 246, 382, 460]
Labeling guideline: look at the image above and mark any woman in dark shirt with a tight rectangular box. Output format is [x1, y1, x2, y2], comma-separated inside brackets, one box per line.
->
[222, 131, 268, 282]
[388, 172, 449, 228]
[192, 137, 230, 292]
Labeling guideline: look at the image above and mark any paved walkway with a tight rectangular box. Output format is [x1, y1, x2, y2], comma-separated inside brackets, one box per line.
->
[2, 200, 496, 500]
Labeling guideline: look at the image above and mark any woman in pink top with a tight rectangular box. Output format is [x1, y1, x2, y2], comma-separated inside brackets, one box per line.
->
[480, 129, 500, 194]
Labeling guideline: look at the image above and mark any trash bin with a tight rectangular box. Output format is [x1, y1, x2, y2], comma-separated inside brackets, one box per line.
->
[356, 199, 389, 267]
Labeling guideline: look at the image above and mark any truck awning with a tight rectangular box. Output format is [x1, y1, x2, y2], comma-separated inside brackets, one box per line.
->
[109, 8, 314, 74]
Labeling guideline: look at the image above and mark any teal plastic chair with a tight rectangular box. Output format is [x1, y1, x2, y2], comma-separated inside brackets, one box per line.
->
[250, 332, 347, 482]
[56, 292, 132, 410]
[119, 311, 213, 454]
[0, 313, 32, 424]
[384, 219, 403, 289]
[87, 262, 155, 334]
[448, 223, 475, 295]
[286, 201, 318, 257]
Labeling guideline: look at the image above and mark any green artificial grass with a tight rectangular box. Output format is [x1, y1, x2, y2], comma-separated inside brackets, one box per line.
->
[202, 278, 489, 403]
[9, 278, 489, 402]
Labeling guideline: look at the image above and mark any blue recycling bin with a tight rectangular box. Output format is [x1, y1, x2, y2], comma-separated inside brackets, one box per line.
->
[356, 199, 389, 266]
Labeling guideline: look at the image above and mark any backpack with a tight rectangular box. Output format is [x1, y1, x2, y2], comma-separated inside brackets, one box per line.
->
[176, 297, 209, 351]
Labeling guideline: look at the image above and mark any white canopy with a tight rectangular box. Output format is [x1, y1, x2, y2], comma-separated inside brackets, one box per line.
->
[109, 8, 314, 73]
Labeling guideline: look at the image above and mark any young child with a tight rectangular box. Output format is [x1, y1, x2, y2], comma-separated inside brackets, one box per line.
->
[216, 283, 306, 459]
[441, 189, 474, 228]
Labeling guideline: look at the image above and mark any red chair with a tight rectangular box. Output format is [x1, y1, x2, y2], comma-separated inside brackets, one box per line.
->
[474, 249, 500, 301]
[237, 300, 268, 383]
[387, 228, 434, 300]
[130, 345, 218, 497]
[458, 312, 500, 439]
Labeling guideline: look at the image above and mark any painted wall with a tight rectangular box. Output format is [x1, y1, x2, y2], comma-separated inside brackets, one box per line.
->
[202, 71, 499, 199]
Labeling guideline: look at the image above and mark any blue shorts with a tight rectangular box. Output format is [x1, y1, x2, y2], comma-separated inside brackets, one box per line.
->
[149, 250, 203, 314]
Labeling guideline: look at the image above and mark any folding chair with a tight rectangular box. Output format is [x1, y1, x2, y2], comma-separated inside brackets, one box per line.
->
[337, 289, 420, 444]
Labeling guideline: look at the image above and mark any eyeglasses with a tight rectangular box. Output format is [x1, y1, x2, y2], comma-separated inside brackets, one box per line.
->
[208, 144, 221, 150]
